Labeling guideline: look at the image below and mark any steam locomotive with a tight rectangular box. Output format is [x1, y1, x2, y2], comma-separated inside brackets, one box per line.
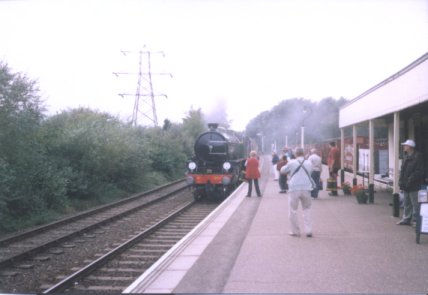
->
[185, 123, 247, 200]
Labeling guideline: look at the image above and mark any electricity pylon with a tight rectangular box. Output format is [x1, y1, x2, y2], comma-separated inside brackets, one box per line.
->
[113, 48, 172, 127]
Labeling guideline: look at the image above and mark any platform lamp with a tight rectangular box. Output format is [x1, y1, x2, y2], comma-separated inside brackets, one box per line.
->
[301, 106, 312, 148]
[256, 132, 264, 155]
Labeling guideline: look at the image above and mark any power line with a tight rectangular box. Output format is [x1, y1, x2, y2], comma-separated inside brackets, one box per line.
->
[113, 48, 172, 127]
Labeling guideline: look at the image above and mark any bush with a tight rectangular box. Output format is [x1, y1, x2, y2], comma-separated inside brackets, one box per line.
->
[40, 108, 153, 200]
[0, 62, 69, 233]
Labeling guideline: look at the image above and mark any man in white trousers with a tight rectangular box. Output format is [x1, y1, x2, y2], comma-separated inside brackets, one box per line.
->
[280, 147, 315, 238]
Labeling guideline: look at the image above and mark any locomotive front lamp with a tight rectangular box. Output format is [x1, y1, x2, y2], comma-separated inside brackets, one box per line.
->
[188, 162, 197, 172]
[223, 162, 231, 172]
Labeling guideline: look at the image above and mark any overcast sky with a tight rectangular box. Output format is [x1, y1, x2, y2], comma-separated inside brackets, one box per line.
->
[1, 0, 428, 130]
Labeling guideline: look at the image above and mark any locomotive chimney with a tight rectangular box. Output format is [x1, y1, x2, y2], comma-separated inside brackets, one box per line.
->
[208, 123, 219, 130]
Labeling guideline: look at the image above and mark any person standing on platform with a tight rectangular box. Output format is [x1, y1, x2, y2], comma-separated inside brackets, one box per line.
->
[283, 147, 294, 161]
[397, 139, 424, 226]
[271, 151, 280, 180]
[276, 155, 288, 193]
[308, 148, 322, 198]
[280, 147, 315, 237]
[327, 141, 340, 196]
[245, 150, 262, 197]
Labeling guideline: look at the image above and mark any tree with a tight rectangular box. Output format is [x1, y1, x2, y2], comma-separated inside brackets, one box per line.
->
[0, 62, 67, 233]
[182, 108, 206, 139]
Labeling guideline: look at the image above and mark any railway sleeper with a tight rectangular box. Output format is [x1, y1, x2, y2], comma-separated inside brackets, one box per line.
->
[123, 252, 164, 258]
[6, 244, 35, 249]
[71, 267, 146, 274]
[129, 246, 171, 252]
[169, 218, 204, 223]
[142, 238, 180, 245]
[157, 226, 193, 231]
[122, 254, 162, 260]
[73, 285, 126, 292]
[163, 224, 197, 229]
[0, 270, 19, 277]
[96, 268, 145, 276]
[116, 259, 159, 265]
[150, 234, 186, 239]
[86, 275, 136, 282]
[157, 227, 193, 237]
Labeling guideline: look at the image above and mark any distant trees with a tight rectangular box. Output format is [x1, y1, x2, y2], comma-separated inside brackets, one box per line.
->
[245, 97, 348, 153]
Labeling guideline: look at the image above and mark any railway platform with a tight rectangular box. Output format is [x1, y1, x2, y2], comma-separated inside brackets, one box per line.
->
[125, 159, 428, 294]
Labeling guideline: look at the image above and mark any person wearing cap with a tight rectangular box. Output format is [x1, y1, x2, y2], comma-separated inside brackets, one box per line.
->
[280, 147, 315, 237]
[308, 148, 322, 198]
[397, 139, 424, 226]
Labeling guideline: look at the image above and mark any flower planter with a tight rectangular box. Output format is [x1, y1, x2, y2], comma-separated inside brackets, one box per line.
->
[356, 192, 368, 204]
[341, 182, 352, 196]
[342, 188, 352, 195]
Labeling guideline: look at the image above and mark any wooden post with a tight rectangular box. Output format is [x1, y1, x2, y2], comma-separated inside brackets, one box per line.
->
[369, 120, 375, 203]
[393, 112, 400, 217]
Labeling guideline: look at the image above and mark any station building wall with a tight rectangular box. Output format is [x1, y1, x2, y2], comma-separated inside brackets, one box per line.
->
[339, 52, 428, 191]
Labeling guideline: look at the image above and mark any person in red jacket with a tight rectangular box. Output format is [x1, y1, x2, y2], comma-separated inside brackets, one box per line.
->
[327, 141, 340, 196]
[245, 150, 262, 197]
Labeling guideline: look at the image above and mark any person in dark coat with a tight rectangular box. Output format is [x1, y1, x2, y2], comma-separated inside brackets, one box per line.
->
[276, 155, 288, 193]
[308, 148, 322, 198]
[246, 150, 262, 197]
[397, 139, 424, 226]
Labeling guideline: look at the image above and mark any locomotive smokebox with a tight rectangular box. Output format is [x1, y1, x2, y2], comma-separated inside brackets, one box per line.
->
[194, 124, 243, 163]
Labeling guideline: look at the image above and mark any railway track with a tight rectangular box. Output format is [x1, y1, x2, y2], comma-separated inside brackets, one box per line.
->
[0, 180, 215, 293]
[43, 201, 218, 293]
[0, 180, 187, 267]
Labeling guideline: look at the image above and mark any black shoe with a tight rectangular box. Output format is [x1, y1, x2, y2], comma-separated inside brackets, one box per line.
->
[396, 220, 410, 225]
[306, 233, 313, 238]
[328, 192, 338, 196]
[246, 195, 251, 197]
[257, 194, 262, 197]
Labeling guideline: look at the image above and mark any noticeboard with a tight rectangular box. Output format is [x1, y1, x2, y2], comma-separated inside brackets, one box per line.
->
[416, 203, 428, 244]
[420, 203, 428, 233]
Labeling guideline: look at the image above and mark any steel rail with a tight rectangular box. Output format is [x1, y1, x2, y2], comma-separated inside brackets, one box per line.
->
[0, 179, 185, 246]
[42, 200, 195, 294]
[0, 180, 188, 269]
